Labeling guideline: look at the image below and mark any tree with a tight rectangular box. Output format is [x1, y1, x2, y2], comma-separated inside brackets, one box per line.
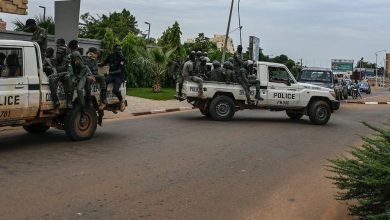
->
[79, 9, 139, 40]
[13, 15, 55, 35]
[138, 47, 175, 92]
[158, 21, 183, 55]
[356, 60, 377, 69]
[328, 123, 390, 219]
[183, 33, 218, 54]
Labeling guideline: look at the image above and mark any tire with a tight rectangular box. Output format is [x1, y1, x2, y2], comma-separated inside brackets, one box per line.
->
[200, 108, 211, 118]
[65, 105, 98, 141]
[23, 123, 50, 134]
[286, 111, 303, 120]
[209, 96, 235, 121]
[308, 100, 331, 125]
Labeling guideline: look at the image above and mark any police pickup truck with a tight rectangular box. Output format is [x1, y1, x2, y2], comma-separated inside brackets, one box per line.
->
[0, 40, 126, 140]
[180, 62, 340, 125]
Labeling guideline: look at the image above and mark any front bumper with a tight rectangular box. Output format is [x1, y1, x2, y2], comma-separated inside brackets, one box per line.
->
[331, 100, 340, 111]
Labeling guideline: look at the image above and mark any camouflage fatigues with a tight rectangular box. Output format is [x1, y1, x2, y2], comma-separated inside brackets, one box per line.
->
[209, 67, 224, 82]
[84, 55, 107, 103]
[69, 50, 88, 107]
[32, 27, 47, 59]
[182, 60, 203, 91]
[48, 55, 72, 105]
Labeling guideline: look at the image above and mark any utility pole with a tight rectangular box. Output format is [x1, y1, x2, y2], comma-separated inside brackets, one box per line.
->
[222, 0, 235, 63]
[300, 58, 303, 69]
[238, 0, 242, 46]
[375, 50, 386, 87]
[359, 57, 364, 81]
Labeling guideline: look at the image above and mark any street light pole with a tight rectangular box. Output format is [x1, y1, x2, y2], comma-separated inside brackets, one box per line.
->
[359, 57, 363, 81]
[238, 0, 242, 46]
[39, 6, 46, 21]
[144, 22, 151, 41]
[222, 0, 235, 63]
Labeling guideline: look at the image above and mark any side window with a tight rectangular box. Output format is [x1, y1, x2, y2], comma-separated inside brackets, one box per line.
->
[0, 48, 23, 78]
[269, 67, 291, 83]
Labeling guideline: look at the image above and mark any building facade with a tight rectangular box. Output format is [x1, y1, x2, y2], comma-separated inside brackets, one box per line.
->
[0, 0, 28, 15]
[186, 34, 235, 53]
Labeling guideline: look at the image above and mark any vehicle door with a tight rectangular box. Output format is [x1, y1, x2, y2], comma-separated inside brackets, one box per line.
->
[267, 66, 300, 107]
[0, 47, 29, 121]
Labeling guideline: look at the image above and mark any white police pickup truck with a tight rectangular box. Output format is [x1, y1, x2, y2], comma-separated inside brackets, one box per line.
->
[0, 40, 126, 140]
[180, 62, 340, 125]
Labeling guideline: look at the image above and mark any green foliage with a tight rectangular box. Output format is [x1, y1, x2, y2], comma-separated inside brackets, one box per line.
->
[127, 88, 176, 100]
[158, 21, 183, 55]
[356, 60, 377, 69]
[327, 123, 390, 219]
[183, 33, 218, 54]
[121, 33, 151, 88]
[13, 16, 55, 35]
[101, 28, 120, 61]
[79, 9, 139, 40]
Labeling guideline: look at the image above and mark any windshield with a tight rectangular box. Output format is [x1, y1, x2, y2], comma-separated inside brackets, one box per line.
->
[298, 70, 333, 83]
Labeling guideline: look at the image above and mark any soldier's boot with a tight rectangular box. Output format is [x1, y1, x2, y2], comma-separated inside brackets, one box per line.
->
[66, 93, 73, 109]
[255, 90, 263, 101]
[120, 100, 126, 112]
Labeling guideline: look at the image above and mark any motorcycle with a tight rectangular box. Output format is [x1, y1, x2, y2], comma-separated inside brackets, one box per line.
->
[351, 84, 361, 99]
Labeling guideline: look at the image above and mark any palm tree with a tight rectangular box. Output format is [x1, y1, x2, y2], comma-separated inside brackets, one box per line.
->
[138, 47, 175, 93]
[13, 15, 55, 35]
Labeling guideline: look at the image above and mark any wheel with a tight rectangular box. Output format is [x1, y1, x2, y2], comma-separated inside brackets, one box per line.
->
[286, 111, 303, 120]
[308, 100, 331, 125]
[23, 123, 50, 134]
[200, 108, 211, 118]
[209, 96, 235, 121]
[65, 105, 98, 141]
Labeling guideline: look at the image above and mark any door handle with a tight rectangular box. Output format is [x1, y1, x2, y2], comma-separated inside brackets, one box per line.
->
[15, 85, 24, 89]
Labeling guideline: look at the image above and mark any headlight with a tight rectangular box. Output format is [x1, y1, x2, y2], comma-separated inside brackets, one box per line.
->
[330, 91, 336, 98]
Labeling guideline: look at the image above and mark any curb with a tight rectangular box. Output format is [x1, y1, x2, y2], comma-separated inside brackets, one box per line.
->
[343, 101, 390, 105]
[132, 107, 195, 117]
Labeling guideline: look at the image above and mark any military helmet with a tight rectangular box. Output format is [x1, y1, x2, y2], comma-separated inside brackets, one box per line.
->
[68, 40, 79, 50]
[212, 60, 221, 69]
[25, 19, 36, 27]
[203, 52, 208, 57]
[227, 57, 234, 64]
[223, 61, 234, 70]
[196, 51, 202, 56]
[190, 51, 196, 56]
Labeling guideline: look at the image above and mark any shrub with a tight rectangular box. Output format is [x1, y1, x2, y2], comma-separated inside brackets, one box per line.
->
[327, 123, 390, 219]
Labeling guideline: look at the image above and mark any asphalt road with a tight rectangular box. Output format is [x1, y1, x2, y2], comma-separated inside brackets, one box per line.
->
[0, 104, 389, 220]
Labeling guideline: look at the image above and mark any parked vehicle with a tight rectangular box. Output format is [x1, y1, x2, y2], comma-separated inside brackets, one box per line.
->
[0, 40, 127, 141]
[296, 67, 348, 100]
[179, 62, 340, 125]
[358, 81, 371, 94]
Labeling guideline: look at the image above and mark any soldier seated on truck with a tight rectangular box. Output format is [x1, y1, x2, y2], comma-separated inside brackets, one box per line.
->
[208, 61, 224, 82]
[182, 51, 205, 99]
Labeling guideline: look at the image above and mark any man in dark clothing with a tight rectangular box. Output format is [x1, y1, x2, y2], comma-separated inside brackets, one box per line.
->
[25, 19, 47, 59]
[99, 45, 126, 112]
[68, 40, 88, 109]
[209, 61, 224, 82]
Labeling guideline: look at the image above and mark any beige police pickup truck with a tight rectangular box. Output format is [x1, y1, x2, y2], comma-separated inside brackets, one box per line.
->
[180, 62, 340, 125]
[0, 40, 126, 141]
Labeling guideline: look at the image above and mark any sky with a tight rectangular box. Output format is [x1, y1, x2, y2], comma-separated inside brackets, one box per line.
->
[1, 0, 389, 68]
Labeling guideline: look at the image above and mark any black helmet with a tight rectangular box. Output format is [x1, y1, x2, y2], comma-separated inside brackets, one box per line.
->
[196, 51, 202, 56]
[25, 19, 36, 27]
[227, 57, 234, 64]
[87, 47, 98, 54]
[190, 51, 196, 56]
[212, 60, 221, 69]
[203, 52, 208, 57]
[68, 40, 79, 50]
[189, 52, 196, 60]
[223, 61, 233, 70]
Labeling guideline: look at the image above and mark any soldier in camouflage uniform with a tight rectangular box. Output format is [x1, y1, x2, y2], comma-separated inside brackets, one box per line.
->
[245, 60, 262, 101]
[172, 56, 185, 100]
[68, 40, 88, 109]
[49, 46, 73, 109]
[223, 61, 234, 84]
[25, 19, 47, 59]
[84, 47, 107, 110]
[233, 45, 252, 104]
[182, 52, 205, 99]
[43, 47, 56, 77]
[209, 61, 224, 82]
[198, 57, 208, 79]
